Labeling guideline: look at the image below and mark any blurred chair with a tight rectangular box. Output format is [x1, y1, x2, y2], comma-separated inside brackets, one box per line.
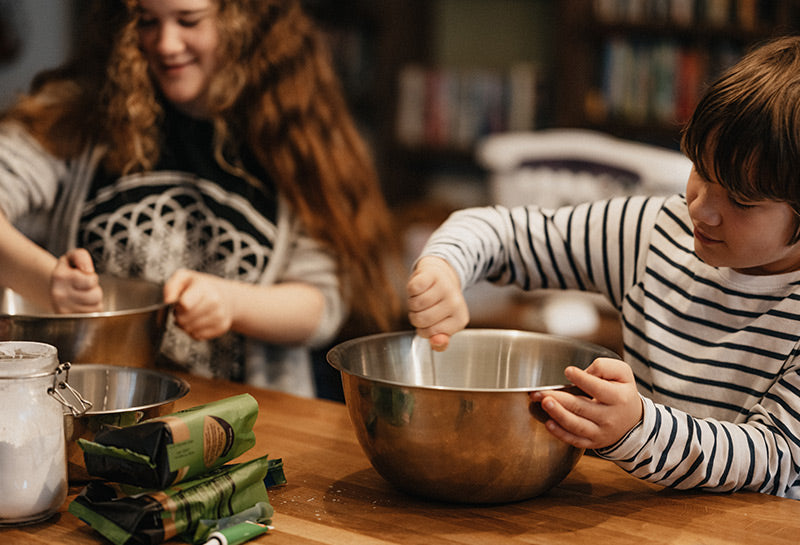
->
[477, 128, 692, 209]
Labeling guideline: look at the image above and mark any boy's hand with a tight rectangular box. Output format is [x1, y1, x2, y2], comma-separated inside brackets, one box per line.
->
[50, 248, 103, 313]
[529, 358, 643, 450]
[163, 269, 234, 341]
[406, 256, 469, 351]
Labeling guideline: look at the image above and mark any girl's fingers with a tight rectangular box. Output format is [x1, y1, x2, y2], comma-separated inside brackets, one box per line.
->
[429, 333, 450, 351]
[66, 248, 96, 274]
[163, 269, 192, 304]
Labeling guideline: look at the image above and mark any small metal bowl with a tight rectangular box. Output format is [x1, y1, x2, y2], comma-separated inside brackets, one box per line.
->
[327, 329, 618, 504]
[62, 364, 190, 482]
[0, 274, 169, 367]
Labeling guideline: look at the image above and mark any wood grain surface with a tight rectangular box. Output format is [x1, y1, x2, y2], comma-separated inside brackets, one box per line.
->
[3, 372, 799, 545]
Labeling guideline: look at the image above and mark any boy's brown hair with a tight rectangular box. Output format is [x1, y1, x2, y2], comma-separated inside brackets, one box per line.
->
[681, 36, 800, 243]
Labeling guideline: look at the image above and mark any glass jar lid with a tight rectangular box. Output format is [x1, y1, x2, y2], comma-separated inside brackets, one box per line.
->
[0, 341, 58, 379]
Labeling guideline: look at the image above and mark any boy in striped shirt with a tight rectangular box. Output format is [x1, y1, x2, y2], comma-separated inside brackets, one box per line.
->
[407, 36, 800, 498]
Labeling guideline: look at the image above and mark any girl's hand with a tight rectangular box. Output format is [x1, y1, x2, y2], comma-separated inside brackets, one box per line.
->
[529, 357, 643, 450]
[406, 256, 469, 351]
[50, 249, 103, 313]
[163, 269, 234, 340]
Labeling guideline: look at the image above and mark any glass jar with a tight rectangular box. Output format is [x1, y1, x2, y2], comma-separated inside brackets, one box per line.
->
[0, 341, 90, 526]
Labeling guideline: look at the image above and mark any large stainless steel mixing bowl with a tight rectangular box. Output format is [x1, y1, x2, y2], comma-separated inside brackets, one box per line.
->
[62, 363, 190, 482]
[327, 329, 619, 504]
[0, 275, 169, 367]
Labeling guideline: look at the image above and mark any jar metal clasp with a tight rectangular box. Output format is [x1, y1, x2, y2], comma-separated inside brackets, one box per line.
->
[48, 362, 92, 416]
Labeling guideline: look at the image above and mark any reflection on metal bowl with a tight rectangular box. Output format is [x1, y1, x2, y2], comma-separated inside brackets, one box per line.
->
[0, 274, 169, 367]
[63, 364, 190, 482]
[327, 329, 618, 504]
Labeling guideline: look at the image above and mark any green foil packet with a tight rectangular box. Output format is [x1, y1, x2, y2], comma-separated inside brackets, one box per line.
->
[69, 455, 275, 545]
[78, 394, 258, 489]
[187, 501, 272, 545]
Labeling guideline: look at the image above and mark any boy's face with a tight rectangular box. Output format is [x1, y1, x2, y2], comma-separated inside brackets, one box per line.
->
[686, 167, 800, 275]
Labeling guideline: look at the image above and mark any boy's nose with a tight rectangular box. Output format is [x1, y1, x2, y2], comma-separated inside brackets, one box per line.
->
[688, 185, 722, 226]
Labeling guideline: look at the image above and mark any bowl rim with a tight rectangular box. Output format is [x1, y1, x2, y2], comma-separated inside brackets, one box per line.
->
[326, 328, 620, 393]
[65, 364, 190, 415]
[0, 302, 170, 320]
[0, 274, 170, 319]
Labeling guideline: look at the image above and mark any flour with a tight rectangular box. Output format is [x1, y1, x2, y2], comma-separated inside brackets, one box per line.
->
[0, 437, 66, 520]
[0, 342, 66, 525]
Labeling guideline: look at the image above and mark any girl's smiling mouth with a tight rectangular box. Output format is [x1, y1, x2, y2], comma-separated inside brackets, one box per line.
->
[161, 61, 192, 72]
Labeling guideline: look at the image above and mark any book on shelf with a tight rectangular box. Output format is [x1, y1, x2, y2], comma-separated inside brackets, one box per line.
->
[395, 63, 537, 151]
[593, 0, 780, 29]
[395, 65, 427, 150]
[596, 38, 740, 126]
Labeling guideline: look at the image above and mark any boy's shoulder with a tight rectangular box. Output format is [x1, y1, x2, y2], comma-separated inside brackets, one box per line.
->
[652, 193, 688, 219]
[608, 193, 683, 225]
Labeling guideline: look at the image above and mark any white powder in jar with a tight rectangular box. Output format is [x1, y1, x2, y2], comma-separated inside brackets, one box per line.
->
[0, 352, 67, 524]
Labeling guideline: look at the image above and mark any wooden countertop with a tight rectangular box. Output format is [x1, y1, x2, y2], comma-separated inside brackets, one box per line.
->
[4, 372, 800, 544]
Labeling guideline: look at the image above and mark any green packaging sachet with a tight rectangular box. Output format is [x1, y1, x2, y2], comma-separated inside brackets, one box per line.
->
[69, 455, 275, 545]
[78, 393, 258, 489]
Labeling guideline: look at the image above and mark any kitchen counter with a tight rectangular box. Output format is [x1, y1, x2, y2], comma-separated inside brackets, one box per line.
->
[4, 371, 800, 545]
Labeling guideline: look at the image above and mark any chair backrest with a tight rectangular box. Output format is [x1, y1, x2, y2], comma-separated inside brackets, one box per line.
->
[477, 129, 692, 208]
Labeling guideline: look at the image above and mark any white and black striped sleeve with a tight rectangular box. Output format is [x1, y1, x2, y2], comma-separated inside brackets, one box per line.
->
[421, 196, 666, 307]
[596, 359, 800, 498]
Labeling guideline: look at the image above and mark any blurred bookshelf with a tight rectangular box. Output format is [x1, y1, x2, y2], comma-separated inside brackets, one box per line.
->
[555, 0, 800, 148]
[394, 63, 538, 153]
[305, 0, 556, 208]
[306, 0, 800, 209]
[302, 0, 432, 205]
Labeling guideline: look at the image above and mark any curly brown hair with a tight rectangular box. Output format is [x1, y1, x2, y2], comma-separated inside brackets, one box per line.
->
[3, 0, 401, 332]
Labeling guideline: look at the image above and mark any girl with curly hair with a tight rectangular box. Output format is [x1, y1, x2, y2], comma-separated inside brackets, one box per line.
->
[0, 0, 400, 395]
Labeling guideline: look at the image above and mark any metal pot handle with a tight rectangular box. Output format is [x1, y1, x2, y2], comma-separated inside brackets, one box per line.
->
[49, 362, 93, 417]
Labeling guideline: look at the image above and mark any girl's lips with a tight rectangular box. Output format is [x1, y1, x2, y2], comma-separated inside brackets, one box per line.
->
[159, 59, 195, 74]
[162, 63, 188, 73]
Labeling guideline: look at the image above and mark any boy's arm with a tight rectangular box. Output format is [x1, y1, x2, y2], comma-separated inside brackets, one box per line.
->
[529, 358, 644, 449]
[593, 361, 800, 497]
[407, 256, 469, 350]
[409, 198, 663, 349]
[417, 197, 665, 308]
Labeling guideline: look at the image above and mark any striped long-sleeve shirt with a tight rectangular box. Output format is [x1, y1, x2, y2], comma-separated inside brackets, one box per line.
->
[421, 194, 800, 498]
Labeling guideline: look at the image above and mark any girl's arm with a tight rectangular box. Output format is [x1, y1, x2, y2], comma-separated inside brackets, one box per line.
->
[0, 121, 104, 311]
[163, 227, 346, 347]
[163, 270, 326, 344]
[0, 213, 102, 312]
[0, 211, 59, 309]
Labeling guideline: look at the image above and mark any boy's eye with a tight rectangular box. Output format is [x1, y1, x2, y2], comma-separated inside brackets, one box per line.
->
[729, 196, 756, 210]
